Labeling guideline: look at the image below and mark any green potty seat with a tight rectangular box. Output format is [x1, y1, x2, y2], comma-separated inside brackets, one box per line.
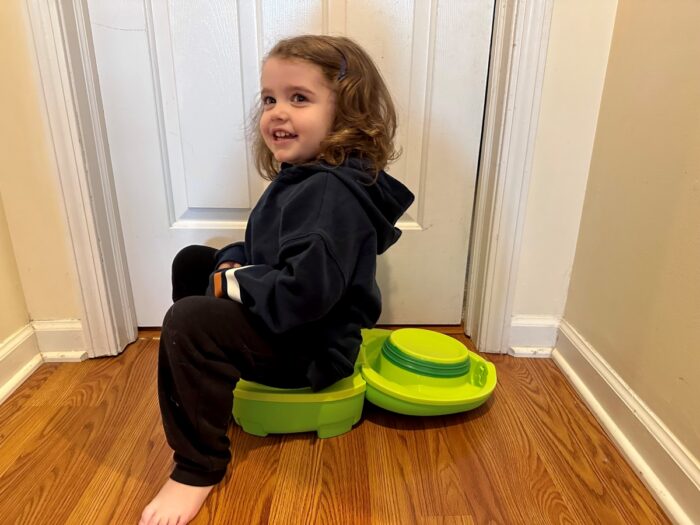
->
[232, 368, 366, 438]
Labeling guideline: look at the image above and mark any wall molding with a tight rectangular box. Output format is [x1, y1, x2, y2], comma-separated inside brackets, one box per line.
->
[508, 346, 553, 358]
[508, 314, 559, 357]
[32, 320, 89, 362]
[465, 0, 554, 352]
[554, 320, 700, 525]
[0, 325, 43, 405]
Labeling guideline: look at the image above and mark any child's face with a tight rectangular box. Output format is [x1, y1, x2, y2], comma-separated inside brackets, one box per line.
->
[259, 57, 335, 165]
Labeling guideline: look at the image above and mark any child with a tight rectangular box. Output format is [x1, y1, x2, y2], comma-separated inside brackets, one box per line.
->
[140, 35, 414, 525]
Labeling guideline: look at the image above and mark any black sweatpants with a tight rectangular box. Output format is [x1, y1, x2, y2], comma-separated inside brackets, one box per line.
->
[158, 245, 311, 486]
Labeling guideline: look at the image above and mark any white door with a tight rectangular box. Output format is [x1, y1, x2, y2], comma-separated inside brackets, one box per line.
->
[88, 0, 493, 326]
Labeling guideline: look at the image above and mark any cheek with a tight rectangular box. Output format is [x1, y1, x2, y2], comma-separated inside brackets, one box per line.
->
[312, 110, 333, 139]
[324, 108, 336, 136]
[326, 97, 336, 129]
[259, 116, 272, 142]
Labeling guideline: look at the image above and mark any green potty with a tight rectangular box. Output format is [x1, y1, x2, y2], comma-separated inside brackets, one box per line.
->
[232, 327, 497, 438]
[232, 368, 366, 438]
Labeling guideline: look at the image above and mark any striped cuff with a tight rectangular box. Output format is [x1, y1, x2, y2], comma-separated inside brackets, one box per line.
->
[212, 266, 248, 303]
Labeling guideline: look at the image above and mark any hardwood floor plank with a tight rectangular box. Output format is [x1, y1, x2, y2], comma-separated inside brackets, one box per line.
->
[0, 337, 149, 473]
[477, 356, 585, 524]
[494, 355, 670, 524]
[196, 430, 283, 524]
[497, 355, 623, 523]
[0, 363, 88, 476]
[59, 339, 172, 524]
[439, 403, 521, 524]
[63, 400, 171, 525]
[0, 339, 158, 524]
[529, 359, 669, 524]
[380, 411, 480, 520]
[0, 363, 59, 420]
[364, 407, 424, 525]
[417, 517, 477, 525]
[267, 435, 324, 524]
[314, 426, 371, 525]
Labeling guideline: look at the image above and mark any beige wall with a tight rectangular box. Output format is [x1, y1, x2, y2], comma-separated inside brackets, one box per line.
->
[565, 0, 700, 458]
[0, 194, 29, 339]
[0, 0, 80, 321]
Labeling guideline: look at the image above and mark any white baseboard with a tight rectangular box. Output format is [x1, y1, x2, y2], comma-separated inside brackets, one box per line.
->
[0, 325, 43, 405]
[554, 320, 700, 525]
[32, 320, 88, 361]
[508, 315, 560, 356]
[0, 320, 89, 405]
[508, 346, 553, 358]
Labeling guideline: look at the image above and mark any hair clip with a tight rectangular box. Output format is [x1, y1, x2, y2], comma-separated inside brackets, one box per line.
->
[338, 56, 348, 81]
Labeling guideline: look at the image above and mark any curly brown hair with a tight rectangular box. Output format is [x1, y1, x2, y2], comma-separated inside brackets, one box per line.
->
[251, 35, 400, 181]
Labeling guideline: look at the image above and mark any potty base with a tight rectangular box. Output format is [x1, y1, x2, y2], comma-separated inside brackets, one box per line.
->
[232, 369, 366, 438]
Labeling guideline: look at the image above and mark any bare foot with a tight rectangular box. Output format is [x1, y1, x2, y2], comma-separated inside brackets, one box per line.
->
[139, 478, 215, 525]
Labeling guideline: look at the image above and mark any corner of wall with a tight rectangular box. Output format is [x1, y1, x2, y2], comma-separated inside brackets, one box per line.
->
[0, 321, 88, 406]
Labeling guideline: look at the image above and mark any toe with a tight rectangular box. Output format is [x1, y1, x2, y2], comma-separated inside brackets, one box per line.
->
[139, 505, 156, 525]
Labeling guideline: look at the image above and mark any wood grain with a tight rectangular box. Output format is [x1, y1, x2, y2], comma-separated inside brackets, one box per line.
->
[0, 330, 671, 524]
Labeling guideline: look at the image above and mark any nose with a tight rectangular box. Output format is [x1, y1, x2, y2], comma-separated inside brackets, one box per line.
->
[269, 102, 289, 122]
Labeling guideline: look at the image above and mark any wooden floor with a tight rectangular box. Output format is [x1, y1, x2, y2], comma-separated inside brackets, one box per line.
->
[0, 328, 670, 525]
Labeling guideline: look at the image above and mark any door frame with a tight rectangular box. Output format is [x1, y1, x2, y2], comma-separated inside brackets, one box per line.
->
[26, 0, 553, 357]
[465, 0, 553, 353]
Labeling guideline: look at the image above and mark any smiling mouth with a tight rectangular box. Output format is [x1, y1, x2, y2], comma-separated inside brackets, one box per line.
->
[273, 131, 298, 141]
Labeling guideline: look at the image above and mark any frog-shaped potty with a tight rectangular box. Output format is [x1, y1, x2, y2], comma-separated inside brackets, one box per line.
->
[232, 328, 497, 438]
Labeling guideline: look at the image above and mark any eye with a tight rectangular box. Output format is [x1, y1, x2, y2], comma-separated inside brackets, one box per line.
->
[262, 95, 275, 106]
[291, 93, 308, 103]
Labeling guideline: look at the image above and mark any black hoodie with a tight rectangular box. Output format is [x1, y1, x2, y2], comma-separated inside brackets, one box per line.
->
[210, 158, 414, 390]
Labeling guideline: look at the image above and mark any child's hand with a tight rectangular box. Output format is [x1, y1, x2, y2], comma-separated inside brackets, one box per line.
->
[217, 261, 242, 270]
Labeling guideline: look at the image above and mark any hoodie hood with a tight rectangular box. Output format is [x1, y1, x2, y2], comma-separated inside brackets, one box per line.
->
[279, 158, 415, 254]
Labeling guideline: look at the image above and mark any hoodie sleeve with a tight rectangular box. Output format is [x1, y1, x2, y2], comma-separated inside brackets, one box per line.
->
[210, 172, 374, 334]
[212, 232, 346, 333]
[214, 241, 246, 267]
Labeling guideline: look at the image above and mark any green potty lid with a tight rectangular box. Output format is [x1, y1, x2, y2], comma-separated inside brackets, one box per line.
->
[388, 329, 469, 364]
[383, 329, 470, 377]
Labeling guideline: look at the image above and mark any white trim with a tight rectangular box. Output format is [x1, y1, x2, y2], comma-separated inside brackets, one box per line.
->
[25, 0, 137, 357]
[465, 0, 554, 352]
[554, 320, 700, 525]
[0, 325, 43, 405]
[509, 314, 560, 349]
[508, 346, 552, 358]
[509, 314, 558, 356]
[41, 351, 89, 363]
[32, 320, 88, 361]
